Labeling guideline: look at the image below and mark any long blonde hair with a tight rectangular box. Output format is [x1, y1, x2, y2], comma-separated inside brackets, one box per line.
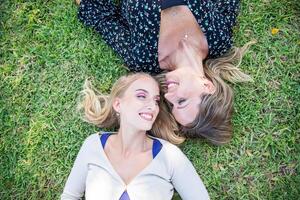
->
[182, 41, 255, 145]
[78, 73, 185, 145]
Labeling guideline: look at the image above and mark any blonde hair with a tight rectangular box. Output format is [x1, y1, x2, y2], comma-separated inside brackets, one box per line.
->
[78, 73, 185, 145]
[182, 41, 255, 145]
[206, 41, 255, 83]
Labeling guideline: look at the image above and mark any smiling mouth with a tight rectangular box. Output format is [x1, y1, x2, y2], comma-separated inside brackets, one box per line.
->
[139, 113, 153, 121]
[166, 81, 179, 89]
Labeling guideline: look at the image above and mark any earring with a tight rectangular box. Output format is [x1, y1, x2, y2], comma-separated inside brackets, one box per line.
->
[116, 112, 120, 116]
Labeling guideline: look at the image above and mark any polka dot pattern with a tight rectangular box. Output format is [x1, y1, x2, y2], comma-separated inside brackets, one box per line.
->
[78, 0, 239, 74]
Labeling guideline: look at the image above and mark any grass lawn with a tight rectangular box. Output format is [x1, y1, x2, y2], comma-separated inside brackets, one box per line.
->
[1, 0, 299, 199]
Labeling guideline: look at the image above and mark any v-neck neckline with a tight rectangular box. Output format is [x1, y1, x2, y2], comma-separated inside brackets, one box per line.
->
[98, 133, 163, 187]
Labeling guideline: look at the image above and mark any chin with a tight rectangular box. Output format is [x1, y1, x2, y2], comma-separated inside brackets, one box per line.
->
[143, 126, 153, 131]
[137, 123, 154, 132]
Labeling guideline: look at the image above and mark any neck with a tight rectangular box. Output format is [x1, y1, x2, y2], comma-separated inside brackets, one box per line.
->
[170, 40, 206, 75]
[114, 124, 150, 157]
[174, 57, 204, 74]
[174, 52, 205, 76]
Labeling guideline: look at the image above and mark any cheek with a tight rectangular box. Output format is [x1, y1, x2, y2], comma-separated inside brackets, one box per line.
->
[120, 101, 137, 113]
[171, 109, 179, 120]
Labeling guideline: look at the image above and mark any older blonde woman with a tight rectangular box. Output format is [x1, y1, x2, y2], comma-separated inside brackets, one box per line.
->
[76, 0, 252, 145]
[61, 73, 209, 200]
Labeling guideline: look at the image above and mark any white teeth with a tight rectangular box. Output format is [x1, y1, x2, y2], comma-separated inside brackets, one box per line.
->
[167, 82, 178, 89]
[166, 80, 179, 89]
[139, 113, 153, 121]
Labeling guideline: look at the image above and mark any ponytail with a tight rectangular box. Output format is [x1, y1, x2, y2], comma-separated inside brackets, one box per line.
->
[78, 80, 119, 128]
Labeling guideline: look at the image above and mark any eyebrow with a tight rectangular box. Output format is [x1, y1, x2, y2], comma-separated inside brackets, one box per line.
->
[135, 89, 148, 93]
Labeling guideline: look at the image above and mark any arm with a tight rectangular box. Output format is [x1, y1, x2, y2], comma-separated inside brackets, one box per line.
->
[170, 146, 210, 200]
[78, 0, 135, 69]
[61, 136, 93, 200]
[216, 0, 240, 28]
[192, 0, 240, 57]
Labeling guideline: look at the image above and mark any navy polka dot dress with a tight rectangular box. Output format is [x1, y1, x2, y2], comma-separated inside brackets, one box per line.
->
[78, 0, 239, 74]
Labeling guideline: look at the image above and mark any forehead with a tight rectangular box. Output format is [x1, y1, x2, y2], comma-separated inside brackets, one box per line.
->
[127, 76, 159, 93]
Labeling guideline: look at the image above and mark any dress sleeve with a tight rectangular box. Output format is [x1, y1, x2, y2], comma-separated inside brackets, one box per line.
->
[78, 0, 135, 69]
[190, 0, 240, 58]
[61, 136, 94, 200]
[170, 146, 210, 200]
[216, 0, 240, 28]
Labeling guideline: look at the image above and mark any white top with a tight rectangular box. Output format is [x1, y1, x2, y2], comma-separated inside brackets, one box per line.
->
[61, 133, 210, 200]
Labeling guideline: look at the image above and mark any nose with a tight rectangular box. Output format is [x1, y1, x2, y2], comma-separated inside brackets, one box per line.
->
[146, 99, 157, 111]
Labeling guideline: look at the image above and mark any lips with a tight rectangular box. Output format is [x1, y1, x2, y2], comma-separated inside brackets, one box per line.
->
[166, 80, 179, 88]
[139, 113, 153, 121]
[165, 80, 179, 94]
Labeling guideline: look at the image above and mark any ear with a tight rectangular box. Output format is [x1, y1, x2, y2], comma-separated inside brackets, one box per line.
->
[112, 97, 121, 113]
[204, 79, 216, 94]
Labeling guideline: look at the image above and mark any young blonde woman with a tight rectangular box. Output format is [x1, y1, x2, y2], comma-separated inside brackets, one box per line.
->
[61, 73, 210, 200]
[75, 0, 252, 145]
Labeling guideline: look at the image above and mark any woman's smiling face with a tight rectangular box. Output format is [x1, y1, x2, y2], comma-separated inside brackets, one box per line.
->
[114, 76, 161, 131]
[164, 68, 215, 126]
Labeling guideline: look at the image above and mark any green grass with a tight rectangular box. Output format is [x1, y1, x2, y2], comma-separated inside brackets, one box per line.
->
[1, 0, 299, 199]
